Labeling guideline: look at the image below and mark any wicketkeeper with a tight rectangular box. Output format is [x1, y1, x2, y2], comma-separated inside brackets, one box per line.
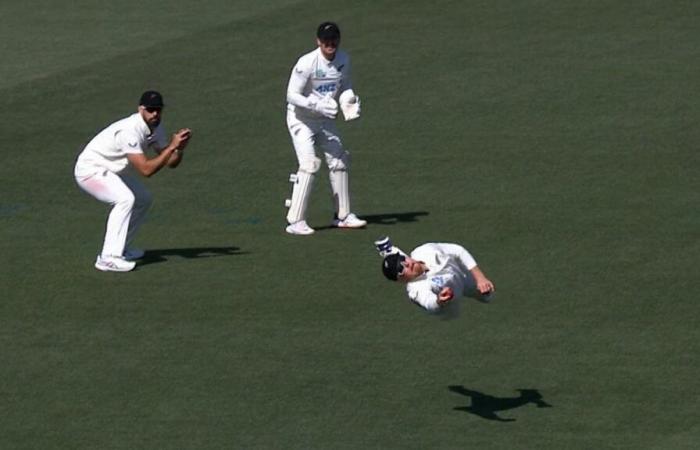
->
[375, 237, 495, 314]
[284, 21, 366, 235]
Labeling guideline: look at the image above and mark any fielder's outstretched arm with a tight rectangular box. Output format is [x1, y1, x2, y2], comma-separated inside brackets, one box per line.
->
[469, 266, 495, 294]
[436, 243, 495, 294]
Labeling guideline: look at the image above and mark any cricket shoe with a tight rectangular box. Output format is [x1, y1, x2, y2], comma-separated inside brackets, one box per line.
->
[95, 255, 136, 272]
[285, 220, 315, 235]
[124, 247, 145, 261]
[374, 236, 395, 257]
[332, 213, 367, 229]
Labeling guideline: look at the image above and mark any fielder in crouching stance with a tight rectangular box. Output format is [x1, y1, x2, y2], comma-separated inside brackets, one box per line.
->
[284, 21, 366, 235]
[376, 237, 495, 314]
[74, 91, 192, 272]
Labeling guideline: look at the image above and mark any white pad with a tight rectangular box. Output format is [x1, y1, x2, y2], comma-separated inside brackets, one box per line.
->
[329, 170, 350, 220]
[299, 156, 322, 174]
[339, 89, 360, 121]
[286, 171, 315, 224]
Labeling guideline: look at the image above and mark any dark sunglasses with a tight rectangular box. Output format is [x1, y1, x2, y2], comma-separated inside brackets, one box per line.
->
[395, 255, 407, 277]
[145, 107, 162, 113]
[320, 39, 339, 48]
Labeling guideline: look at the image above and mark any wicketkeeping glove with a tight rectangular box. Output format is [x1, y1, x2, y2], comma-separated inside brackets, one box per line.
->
[339, 89, 361, 121]
[309, 92, 338, 119]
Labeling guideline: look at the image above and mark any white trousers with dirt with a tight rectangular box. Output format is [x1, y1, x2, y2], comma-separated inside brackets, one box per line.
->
[75, 169, 152, 258]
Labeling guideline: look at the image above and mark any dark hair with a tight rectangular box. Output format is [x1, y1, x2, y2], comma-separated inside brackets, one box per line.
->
[382, 253, 406, 281]
[317, 22, 341, 41]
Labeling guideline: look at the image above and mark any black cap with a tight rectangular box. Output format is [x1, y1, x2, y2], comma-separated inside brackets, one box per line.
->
[382, 253, 406, 281]
[139, 90, 164, 108]
[317, 22, 341, 41]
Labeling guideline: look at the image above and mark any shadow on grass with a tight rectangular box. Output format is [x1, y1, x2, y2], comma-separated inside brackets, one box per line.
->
[448, 385, 552, 422]
[362, 211, 429, 225]
[137, 246, 247, 266]
[314, 211, 429, 231]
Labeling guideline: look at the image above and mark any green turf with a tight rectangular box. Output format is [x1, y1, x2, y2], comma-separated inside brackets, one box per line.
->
[1, 0, 699, 448]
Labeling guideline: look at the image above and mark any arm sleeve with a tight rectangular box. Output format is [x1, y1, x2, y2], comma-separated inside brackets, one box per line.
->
[286, 62, 314, 110]
[408, 286, 440, 312]
[438, 243, 477, 270]
[115, 130, 144, 154]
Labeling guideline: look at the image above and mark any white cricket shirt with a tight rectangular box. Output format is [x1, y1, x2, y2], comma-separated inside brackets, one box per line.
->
[74, 112, 167, 176]
[405, 243, 478, 312]
[286, 47, 352, 120]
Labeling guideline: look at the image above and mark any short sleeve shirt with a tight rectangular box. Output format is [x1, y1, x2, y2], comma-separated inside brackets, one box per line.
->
[74, 112, 166, 176]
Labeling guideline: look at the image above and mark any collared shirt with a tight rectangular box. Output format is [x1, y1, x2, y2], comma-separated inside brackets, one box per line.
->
[405, 243, 478, 312]
[286, 47, 352, 120]
[74, 112, 166, 176]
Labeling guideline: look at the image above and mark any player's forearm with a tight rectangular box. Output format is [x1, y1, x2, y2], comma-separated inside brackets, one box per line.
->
[470, 266, 487, 283]
[166, 150, 183, 168]
[287, 91, 314, 110]
[470, 266, 494, 294]
[412, 292, 441, 312]
[141, 147, 176, 177]
[286, 67, 310, 107]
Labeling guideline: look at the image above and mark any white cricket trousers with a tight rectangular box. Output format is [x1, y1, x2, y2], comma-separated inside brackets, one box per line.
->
[75, 170, 152, 257]
[286, 111, 352, 221]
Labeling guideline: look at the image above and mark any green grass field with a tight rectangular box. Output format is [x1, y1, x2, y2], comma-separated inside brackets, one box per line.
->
[2, 1, 699, 448]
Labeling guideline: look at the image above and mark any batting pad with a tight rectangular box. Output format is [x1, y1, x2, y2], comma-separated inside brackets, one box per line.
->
[329, 170, 350, 219]
[286, 171, 315, 223]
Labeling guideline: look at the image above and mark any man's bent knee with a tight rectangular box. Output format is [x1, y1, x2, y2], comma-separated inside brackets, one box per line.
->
[327, 150, 350, 172]
[299, 156, 322, 174]
[114, 191, 136, 208]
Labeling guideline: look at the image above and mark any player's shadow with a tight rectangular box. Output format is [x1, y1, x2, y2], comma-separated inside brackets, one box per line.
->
[448, 386, 552, 422]
[362, 211, 429, 225]
[315, 211, 429, 231]
[137, 246, 247, 266]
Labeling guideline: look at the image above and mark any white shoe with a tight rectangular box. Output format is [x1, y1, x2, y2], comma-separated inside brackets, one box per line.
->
[332, 213, 367, 229]
[95, 255, 136, 272]
[285, 220, 315, 235]
[124, 248, 145, 261]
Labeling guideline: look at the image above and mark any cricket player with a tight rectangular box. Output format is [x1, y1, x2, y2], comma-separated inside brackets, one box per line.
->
[375, 237, 495, 314]
[74, 91, 192, 272]
[284, 21, 366, 235]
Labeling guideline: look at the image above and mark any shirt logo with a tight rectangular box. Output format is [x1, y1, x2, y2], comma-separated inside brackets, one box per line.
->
[316, 83, 336, 94]
[315, 69, 327, 78]
[128, 141, 138, 148]
[431, 276, 445, 288]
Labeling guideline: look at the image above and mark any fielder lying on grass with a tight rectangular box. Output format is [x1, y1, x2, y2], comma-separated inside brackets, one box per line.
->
[375, 237, 495, 315]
